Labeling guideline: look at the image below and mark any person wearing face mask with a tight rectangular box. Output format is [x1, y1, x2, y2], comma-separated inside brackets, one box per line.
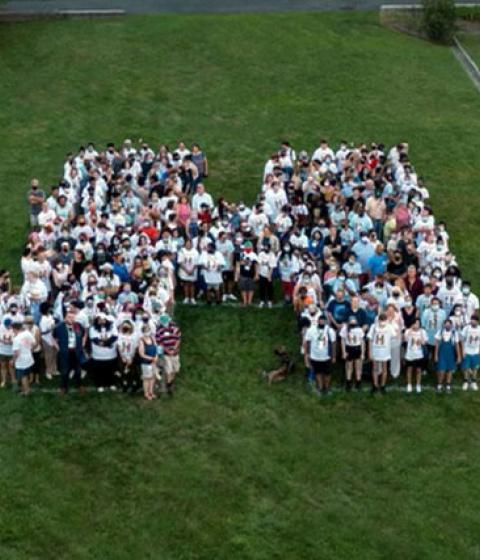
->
[437, 275, 462, 317]
[278, 247, 296, 305]
[117, 320, 140, 394]
[236, 242, 258, 307]
[342, 252, 362, 291]
[303, 315, 337, 395]
[450, 304, 467, 332]
[351, 232, 375, 277]
[199, 242, 225, 305]
[340, 317, 365, 391]
[404, 319, 428, 394]
[257, 242, 277, 308]
[89, 314, 118, 393]
[434, 319, 461, 393]
[368, 313, 397, 394]
[326, 289, 352, 331]
[460, 316, 480, 391]
[460, 281, 479, 321]
[421, 298, 446, 365]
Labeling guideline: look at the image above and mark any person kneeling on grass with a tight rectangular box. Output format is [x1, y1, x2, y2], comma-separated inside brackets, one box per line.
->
[461, 315, 480, 391]
[367, 313, 396, 394]
[404, 319, 428, 394]
[340, 317, 365, 391]
[262, 346, 295, 385]
[434, 319, 461, 394]
[303, 314, 336, 396]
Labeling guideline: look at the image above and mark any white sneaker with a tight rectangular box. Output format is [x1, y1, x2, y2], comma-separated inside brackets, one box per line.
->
[222, 294, 228, 302]
[46, 373, 52, 381]
[462, 381, 469, 391]
[416, 385, 422, 394]
[183, 297, 189, 304]
[110, 385, 117, 392]
[267, 301, 273, 308]
[190, 298, 197, 305]
[97, 387, 105, 393]
[406, 383, 413, 393]
[228, 294, 237, 301]
[472, 382, 478, 391]
[259, 302, 265, 308]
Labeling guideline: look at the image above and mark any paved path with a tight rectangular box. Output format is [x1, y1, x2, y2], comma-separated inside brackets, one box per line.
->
[1, 0, 417, 15]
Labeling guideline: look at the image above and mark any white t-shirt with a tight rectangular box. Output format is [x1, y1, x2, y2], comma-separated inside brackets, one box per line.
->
[117, 333, 139, 362]
[257, 252, 277, 279]
[404, 328, 427, 361]
[89, 325, 118, 360]
[177, 247, 199, 282]
[462, 325, 480, 356]
[368, 323, 395, 361]
[199, 251, 225, 285]
[12, 330, 35, 369]
[0, 325, 14, 356]
[305, 325, 336, 361]
[340, 325, 364, 348]
[40, 315, 56, 346]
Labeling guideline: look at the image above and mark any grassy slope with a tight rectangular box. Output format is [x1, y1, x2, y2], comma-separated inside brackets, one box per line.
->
[458, 31, 480, 66]
[1, 12, 480, 560]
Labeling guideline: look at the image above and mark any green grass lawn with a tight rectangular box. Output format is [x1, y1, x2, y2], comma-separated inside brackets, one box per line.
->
[1, 12, 480, 560]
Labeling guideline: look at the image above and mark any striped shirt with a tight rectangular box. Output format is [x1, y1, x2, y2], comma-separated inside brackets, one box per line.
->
[156, 323, 181, 356]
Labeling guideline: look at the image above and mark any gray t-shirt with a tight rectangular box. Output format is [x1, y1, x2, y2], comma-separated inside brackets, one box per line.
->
[28, 188, 45, 215]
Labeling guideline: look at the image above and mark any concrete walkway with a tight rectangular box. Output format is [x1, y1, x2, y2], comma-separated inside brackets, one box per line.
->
[1, 0, 417, 15]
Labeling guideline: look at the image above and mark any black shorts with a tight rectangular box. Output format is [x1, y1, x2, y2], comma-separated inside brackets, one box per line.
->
[406, 358, 423, 369]
[345, 346, 362, 361]
[311, 359, 331, 376]
[222, 270, 234, 282]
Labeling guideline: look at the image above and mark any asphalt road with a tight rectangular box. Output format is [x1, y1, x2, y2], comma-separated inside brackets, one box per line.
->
[1, 0, 417, 14]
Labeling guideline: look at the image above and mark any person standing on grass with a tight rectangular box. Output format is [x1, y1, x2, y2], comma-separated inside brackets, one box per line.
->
[24, 315, 42, 386]
[12, 321, 35, 396]
[156, 314, 181, 395]
[177, 238, 199, 305]
[199, 242, 225, 305]
[404, 319, 428, 394]
[117, 319, 140, 394]
[39, 303, 57, 380]
[340, 317, 365, 391]
[89, 314, 119, 393]
[138, 325, 158, 401]
[234, 241, 256, 306]
[257, 241, 277, 308]
[54, 310, 87, 395]
[461, 315, 480, 392]
[0, 318, 15, 388]
[421, 297, 446, 367]
[434, 319, 461, 394]
[27, 179, 46, 228]
[304, 314, 336, 395]
[367, 313, 396, 394]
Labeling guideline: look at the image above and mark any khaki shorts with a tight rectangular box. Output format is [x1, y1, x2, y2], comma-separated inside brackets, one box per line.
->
[162, 355, 180, 376]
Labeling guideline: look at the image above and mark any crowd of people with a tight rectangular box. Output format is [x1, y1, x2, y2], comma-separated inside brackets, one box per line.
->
[2, 137, 479, 398]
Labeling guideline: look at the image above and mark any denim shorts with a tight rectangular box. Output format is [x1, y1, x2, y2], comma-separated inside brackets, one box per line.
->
[15, 367, 31, 381]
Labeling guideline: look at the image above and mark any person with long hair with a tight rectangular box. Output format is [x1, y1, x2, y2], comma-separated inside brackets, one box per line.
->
[138, 325, 158, 400]
[434, 318, 461, 393]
